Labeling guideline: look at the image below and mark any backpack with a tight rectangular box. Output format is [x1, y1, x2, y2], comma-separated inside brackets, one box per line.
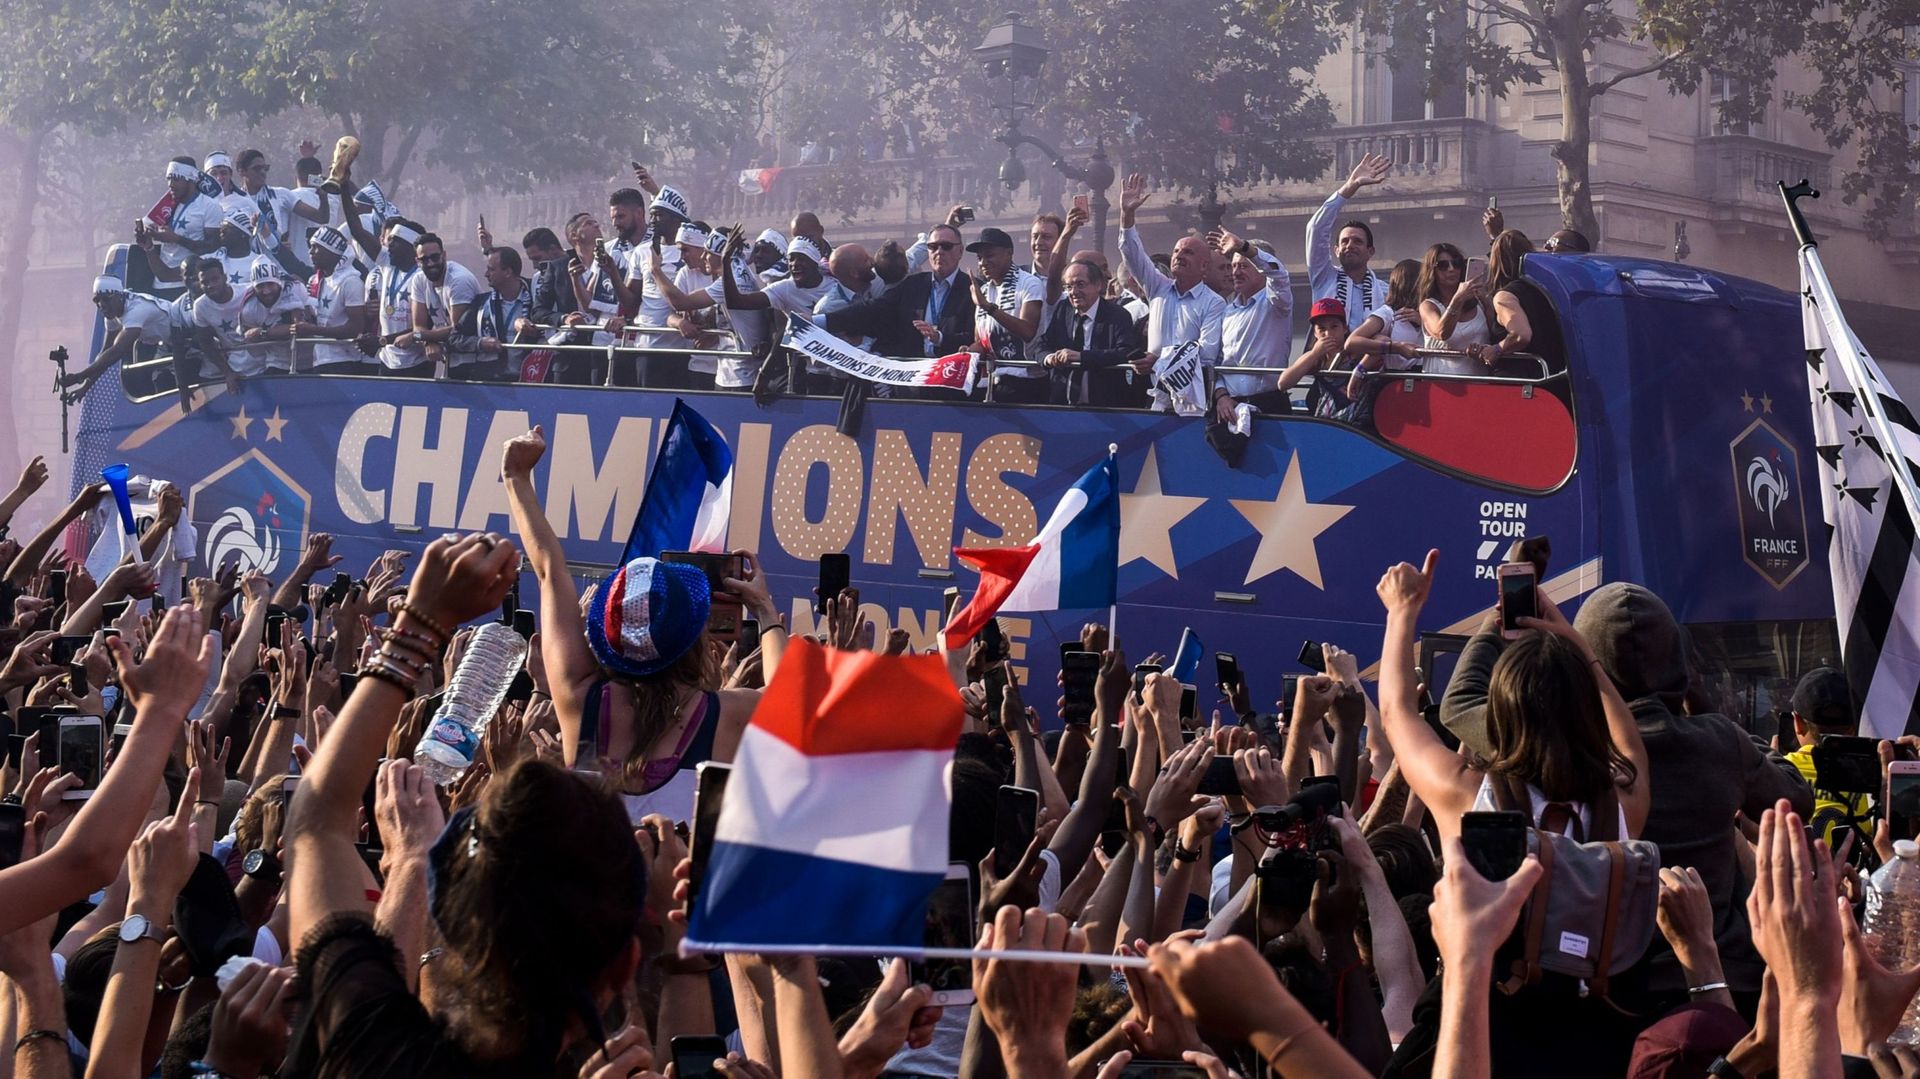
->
[1486, 773, 1660, 1002]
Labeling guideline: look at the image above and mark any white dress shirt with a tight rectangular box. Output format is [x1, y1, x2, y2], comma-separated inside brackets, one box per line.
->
[1305, 189, 1384, 333]
[1119, 226, 1225, 412]
[1220, 246, 1295, 396]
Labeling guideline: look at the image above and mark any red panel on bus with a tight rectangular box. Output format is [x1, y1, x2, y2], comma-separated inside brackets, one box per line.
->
[1373, 380, 1577, 493]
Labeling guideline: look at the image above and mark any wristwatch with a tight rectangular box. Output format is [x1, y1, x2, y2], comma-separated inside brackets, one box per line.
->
[118, 913, 165, 946]
[242, 848, 283, 885]
[1705, 1056, 1745, 1079]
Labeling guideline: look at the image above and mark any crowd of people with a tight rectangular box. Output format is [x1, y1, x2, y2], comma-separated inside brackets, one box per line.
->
[0, 401, 1910, 1078]
[67, 145, 1587, 423]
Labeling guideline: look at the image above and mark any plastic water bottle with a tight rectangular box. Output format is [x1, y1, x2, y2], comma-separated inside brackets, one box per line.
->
[1867, 839, 1920, 1045]
[414, 622, 528, 786]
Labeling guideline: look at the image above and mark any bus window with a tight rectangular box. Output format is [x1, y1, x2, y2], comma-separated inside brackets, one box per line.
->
[1682, 620, 1842, 743]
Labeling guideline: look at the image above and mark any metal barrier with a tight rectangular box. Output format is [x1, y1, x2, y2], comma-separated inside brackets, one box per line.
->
[111, 332, 1556, 410]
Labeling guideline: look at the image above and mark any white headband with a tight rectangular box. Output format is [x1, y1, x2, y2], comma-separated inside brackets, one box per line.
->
[675, 223, 711, 249]
[388, 223, 422, 246]
[310, 226, 350, 258]
[165, 161, 199, 183]
[203, 151, 233, 172]
[92, 275, 126, 297]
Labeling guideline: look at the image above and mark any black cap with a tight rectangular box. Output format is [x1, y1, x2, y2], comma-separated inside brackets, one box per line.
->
[964, 227, 1015, 253]
[1792, 667, 1854, 730]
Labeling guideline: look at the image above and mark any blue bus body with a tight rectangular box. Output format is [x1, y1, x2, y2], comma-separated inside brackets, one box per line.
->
[71, 247, 1834, 721]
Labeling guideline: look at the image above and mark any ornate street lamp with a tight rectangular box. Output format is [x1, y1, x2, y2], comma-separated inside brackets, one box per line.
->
[975, 12, 1118, 256]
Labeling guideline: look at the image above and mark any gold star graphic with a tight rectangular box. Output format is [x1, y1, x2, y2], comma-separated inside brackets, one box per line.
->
[1119, 444, 1206, 578]
[1228, 451, 1355, 589]
[230, 405, 254, 441]
[1760, 392, 1774, 414]
[1740, 389, 1755, 413]
[263, 407, 288, 442]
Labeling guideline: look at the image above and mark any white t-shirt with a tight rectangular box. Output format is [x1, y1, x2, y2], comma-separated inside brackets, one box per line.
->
[245, 185, 296, 255]
[214, 251, 255, 290]
[368, 262, 425, 370]
[247, 288, 314, 371]
[704, 260, 767, 389]
[626, 243, 687, 350]
[192, 287, 258, 375]
[1367, 303, 1423, 372]
[673, 264, 718, 374]
[111, 294, 173, 346]
[408, 262, 483, 366]
[308, 263, 367, 369]
[159, 193, 222, 269]
[760, 276, 833, 317]
[978, 268, 1046, 378]
[285, 186, 332, 266]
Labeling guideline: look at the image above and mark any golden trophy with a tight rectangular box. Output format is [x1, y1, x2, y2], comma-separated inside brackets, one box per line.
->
[318, 136, 360, 195]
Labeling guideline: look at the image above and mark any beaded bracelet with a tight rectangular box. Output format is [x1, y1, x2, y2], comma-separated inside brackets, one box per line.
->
[395, 602, 452, 643]
[358, 662, 416, 696]
[377, 638, 436, 669]
[372, 648, 429, 678]
[381, 624, 443, 655]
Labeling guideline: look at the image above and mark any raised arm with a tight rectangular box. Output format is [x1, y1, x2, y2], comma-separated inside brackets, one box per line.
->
[499, 427, 598, 759]
[1045, 204, 1089, 304]
[0, 457, 48, 539]
[1306, 154, 1389, 297]
[1117, 173, 1171, 299]
[286, 533, 515, 949]
[0, 606, 212, 935]
[1047, 648, 1126, 876]
[1375, 551, 1481, 838]
[718, 231, 773, 312]
[6, 482, 106, 586]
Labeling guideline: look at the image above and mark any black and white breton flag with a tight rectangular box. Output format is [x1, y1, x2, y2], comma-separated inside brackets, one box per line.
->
[1801, 245, 1920, 737]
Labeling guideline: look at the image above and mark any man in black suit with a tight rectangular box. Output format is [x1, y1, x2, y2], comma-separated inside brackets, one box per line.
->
[1039, 256, 1147, 406]
[821, 222, 974, 370]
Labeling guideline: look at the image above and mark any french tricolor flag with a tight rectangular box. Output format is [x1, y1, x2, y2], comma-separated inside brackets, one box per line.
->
[621, 399, 734, 562]
[684, 638, 965, 952]
[944, 452, 1120, 650]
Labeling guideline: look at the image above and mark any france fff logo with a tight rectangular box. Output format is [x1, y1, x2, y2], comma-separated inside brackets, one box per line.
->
[187, 450, 311, 578]
[1728, 418, 1810, 590]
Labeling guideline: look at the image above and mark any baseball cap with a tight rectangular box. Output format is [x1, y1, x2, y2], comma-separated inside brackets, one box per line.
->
[1793, 667, 1854, 730]
[965, 227, 1015, 254]
[1309, 298, 1347, 323]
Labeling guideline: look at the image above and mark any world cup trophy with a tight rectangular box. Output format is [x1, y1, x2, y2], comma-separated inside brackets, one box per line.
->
[318, 136, 360, 195]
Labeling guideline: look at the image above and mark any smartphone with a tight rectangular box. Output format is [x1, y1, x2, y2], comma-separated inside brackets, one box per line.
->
[337, 672, 358, 702]
[0, 803, 24, 870]
[1073, 194, 1090, 215]
[264, 608, 290, 645]
[1498, 563, 1538, 639]
[983, 663, 1009, 719]
[915, 864, 976, 1006]
[685, 762, 733, 911]
[52, 635, 89, 667]
[1061, 651, 1100, 724]
[5, 734, 27, 771]
[1133, 661, 1162, 706]
[1890, 762, 1920, 842]
[1116, 1064, 1209, 1079]
[511, 609, 536, 641]
[1198, 755, 1242, 796]
[478, 212, 488, 231]
[1466, 255, 1489, 284]
[57, 715, 102, 797]
[1249, 711, 1284, 750]
[1214, 652, 1243, 694]
[955, 206, 976, 225]
[1297, 640, 1326, 673]
[23, 709, 60, 770]
[173, 854, 252, 977]
[1814, 734, 1884, 796]
[110, 721, 132, 758]
[739, 618, 761, 657]
[977, 617, 1008, 663]
[993, 785, 1039, 879]
[1280, 673, 1299, 713]
[48, 569, 67, 602]
[1488, 195, 1498, 210]
[1460, 810, 1530, 882]
[816, 552, 851, 613]
[1179, 684, 1197, 724]
[670, 1036, 730, 1079]
[324, 572, 353, 610]
[942, 587, 961, 621]
[64, 660, 87, 697]
[663, 551, 746, 597]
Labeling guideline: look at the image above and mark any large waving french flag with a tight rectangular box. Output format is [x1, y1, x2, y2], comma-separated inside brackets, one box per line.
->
[622, 399, 734, 562]
[944, 453, 1120, 650]
[685, 638, 965, 952]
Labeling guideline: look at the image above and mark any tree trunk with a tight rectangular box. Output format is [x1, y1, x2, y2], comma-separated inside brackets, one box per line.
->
[1549, 40, 1602, 244]
[0, 122, 51, 391]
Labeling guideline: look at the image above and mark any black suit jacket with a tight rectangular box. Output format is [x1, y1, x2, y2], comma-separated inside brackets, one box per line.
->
[1040, 297, 1147, 405]
[822, 271, 975, 359]
[531, 258, 582, 340]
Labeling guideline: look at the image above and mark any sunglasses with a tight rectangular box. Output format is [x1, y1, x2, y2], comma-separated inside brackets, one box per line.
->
[926, 242, 959, 252]
[419, 253, 445, 263]
[1434, 259, 1462, 269]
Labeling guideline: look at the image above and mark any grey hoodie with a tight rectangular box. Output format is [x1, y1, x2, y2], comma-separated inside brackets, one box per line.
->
[1441, 581, 1813, 996]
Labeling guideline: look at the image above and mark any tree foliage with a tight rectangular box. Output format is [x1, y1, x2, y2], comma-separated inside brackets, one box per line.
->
[750, 0, 1341, 216]
[1786, 0, 1920, 238]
